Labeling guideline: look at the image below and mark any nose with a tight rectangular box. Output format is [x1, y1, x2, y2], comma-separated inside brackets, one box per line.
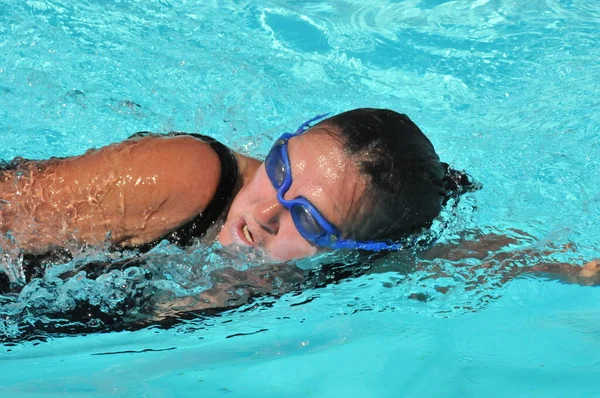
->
[253, 199, 286, 235]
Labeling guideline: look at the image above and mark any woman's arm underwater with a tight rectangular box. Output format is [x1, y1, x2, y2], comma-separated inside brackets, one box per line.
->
[0, 134, 222, 254]
[415, 231, 600, 286]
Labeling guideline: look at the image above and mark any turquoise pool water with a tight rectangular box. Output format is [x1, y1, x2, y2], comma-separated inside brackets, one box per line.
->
[1, 0, 599, 396]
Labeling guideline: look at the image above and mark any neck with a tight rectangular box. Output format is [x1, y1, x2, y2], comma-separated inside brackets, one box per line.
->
[234, 152, 261, 188]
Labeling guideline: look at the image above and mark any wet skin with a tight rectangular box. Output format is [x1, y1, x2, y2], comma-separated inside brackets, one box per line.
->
[0, 135, 223, 253]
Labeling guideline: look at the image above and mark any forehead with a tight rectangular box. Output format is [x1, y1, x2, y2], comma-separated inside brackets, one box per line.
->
[286, 127, 366, 226]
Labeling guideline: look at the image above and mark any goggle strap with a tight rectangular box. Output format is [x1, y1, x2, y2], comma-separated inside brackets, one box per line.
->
[293, 113, 330, 135]
[331, 235, 426, 252]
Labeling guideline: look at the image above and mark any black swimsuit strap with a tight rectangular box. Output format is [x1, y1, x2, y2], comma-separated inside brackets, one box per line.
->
[131, 132, 239, 251]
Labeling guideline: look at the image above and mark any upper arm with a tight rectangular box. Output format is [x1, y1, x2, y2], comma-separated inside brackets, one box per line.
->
[1, 134, 224, 252]
[103, 134, 222, 245]
[51, 134, 223, 246]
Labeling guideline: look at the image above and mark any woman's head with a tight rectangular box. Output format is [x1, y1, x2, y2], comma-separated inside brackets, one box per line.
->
[319, 108, 457, 243]
[218, 108, 475, 261]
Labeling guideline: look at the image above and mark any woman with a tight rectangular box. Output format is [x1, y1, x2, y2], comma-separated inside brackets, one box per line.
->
[2, 108, 596, 281]
[1, 108, 597, 340]
[1, 108, 470, 265]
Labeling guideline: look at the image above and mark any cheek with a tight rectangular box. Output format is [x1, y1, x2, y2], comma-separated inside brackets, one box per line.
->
[264, 220, 317, 261]
[268, 242, 317, 261]
[228, 167, 270, 214]
[229, 185, 253, 213]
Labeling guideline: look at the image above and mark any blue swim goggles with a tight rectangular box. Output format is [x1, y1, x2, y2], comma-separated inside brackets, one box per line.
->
[265, 114, 415, 252]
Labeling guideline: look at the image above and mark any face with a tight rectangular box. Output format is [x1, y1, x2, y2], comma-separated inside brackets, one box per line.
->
[217, 127, 366, 261]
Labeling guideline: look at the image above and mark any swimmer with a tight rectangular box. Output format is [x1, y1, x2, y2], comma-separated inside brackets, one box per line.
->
[1, 108, 597, 291]
[0, 109, 467, 260]
[2, 108, 599, 340]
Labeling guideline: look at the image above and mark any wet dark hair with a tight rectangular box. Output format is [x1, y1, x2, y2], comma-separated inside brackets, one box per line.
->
[318, 108, 479, 243]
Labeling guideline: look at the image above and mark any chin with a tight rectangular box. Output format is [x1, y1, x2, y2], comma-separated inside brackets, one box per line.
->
[216, 230, 229, 246]
[268, 247, 317, 262]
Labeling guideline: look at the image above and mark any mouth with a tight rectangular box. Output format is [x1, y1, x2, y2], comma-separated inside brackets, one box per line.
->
[231, 218, 256, 247]
[242, 224, 255, 244]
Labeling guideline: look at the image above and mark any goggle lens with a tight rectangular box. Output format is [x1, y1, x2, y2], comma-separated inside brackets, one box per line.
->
[265, 145, 286, 188]
[290, 203, 327, 240]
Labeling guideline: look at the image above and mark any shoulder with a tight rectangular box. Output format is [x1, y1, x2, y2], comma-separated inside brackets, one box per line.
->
[119, 133, 224, 205]
[126, 133, 222, 173]
[117, 133, 226, 236]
